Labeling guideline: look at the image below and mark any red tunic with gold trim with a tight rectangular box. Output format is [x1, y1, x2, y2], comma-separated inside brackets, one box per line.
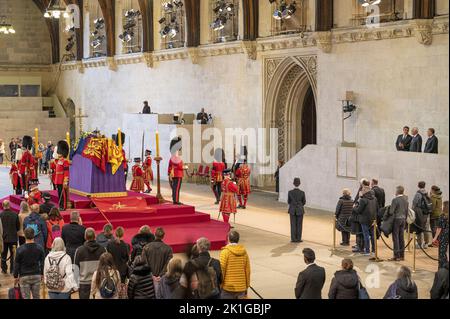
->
[211, 161, 225, 183]
[54, 158, 70, 186]
[19, 150, 37, 179]
[143, 156, 154, 183]
[9, 163, 19, 188]
[27, 190, 42, 206]
[168, 157, 184, 179]
[235, 164, 251, 195]
[219, 178, 238, 214]
[130, 164, 145, 192]
[122, 149, 128, 171]
[49, 160, 57, 185]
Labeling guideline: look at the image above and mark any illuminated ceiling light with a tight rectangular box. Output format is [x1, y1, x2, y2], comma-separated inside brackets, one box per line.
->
[0, 16, 15, 35]
[44, 0, 67, 19]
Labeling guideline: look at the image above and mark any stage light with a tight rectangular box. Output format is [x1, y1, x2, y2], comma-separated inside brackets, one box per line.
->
[210, 1, 235, 31]
[271, 0, 297, 21]
[159, 17, 166, 24]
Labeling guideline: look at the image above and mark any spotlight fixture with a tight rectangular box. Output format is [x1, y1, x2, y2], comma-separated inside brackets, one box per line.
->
[91, 35, 105, 49]
[44, 0, 69, 19]
[210, 1, 235, 31]
[0, 16, 15, 35]
[270, 0, 297, 20]
[119, 8, 141, 45]
[360, 0, 381, 7]
[159, 1, 183, 43]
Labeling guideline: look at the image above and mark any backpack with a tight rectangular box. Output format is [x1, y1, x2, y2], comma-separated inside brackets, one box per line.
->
[45, 254, 67, 291]
[8, 285, 23, 300]
[195, 259, 219, 299]
[99, 272, 118, 299]
[407, 208, 416, 225]
[51, 223, 62, 240]
[420, 194, 433, 215]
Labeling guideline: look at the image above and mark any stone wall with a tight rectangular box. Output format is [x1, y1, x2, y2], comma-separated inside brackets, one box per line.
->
[0, 0, 52, 65]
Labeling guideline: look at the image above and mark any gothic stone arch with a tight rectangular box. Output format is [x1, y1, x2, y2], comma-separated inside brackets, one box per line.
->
[263, 55, 317, 164]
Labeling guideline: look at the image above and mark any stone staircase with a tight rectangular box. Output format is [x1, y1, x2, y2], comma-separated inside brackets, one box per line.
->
[0, 97, 69, 154]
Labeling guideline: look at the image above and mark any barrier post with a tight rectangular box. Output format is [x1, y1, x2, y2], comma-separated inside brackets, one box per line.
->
[370, 222, 383, 262]
[412, 232, 417, 273]
[407, 224, 411, 252]
[332, 219, 336, 250]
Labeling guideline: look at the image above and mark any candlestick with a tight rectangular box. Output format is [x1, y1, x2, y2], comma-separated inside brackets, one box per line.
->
[34, 128, 39, 153]
[154, 156, 165, 204]
[66, 132, 71, 156]
[155, 131, 160, 157]
[118, 128, 122, 150]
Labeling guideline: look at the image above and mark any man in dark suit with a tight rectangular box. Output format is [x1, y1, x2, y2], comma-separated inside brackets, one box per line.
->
[371, 179, 385, 209]
[142, 101, 151, 114]
[424, 128, 439, 154]
[295, 248, 326, 299]
[0, 200, 20, 274]
[395, 126, 413, 152]
[409, 127, 423, 152]
[288, 178, 306, 243]
[387, 186, 409, 261]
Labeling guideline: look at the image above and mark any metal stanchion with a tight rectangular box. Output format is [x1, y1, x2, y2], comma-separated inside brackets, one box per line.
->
[412, 232, 417, 273]
[370, 222, 383, 262]
[407, 224, 411, 252]
[332, 219, 337, 250]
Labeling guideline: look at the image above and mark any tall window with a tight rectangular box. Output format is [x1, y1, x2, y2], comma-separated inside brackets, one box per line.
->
[209, 0, 239, 43]
[159, 0, 185, 50]
[88, 1, 106, 58]
[270, 0, 310, 36]
[352, 0, 405, 26]
[119, 0, 143, 54]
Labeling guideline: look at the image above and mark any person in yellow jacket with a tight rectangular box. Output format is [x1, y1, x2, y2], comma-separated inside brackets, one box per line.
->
[219, 230, 251, 299]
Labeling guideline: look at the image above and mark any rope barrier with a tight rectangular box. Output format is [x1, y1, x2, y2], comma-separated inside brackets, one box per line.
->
[415, 238, 440, 262]
[379, 233, 414, 252]
[249, 286, 264, 299]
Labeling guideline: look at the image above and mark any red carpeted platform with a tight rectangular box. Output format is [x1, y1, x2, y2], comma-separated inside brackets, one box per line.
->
[4, 191, 230, 253]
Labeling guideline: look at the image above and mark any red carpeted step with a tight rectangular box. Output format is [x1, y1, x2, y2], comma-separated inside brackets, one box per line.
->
[80, 213, 212, 231]
[9, 195, 23, 206]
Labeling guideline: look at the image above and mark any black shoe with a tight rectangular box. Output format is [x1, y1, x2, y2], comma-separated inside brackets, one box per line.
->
[237, 205, 243, 209]
[215, 201, 220, 205]
[1, 270, 7, 275]
[243, 206, 247, 209]
[299, 240, 303, 243]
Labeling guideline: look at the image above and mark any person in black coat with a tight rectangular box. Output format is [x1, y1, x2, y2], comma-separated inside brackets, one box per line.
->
[295, 248, 326, 299]
[352, 179, 369, 253]
[128, 255, 156, 299]
[193, 237, 222, 292]
[395, 126, 413, 152]
[328, 259, 359, 299]
[335, 189, 353, 246]
[39, 193, 55, 216]
[1, 200, 20, 274]
[107, 227, 130, 283]
[288, 178, 306, 243]
[353, 186, 378, 255]
[424, 128, 439, 154]
[384, 266, 418, 299]
[409, 127, 423, 152]
[130, 226, 155, 264]
[61, 211, 86, 262]
[430, 262, 449, 299]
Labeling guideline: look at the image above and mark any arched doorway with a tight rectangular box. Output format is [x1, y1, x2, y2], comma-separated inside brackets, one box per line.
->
[264, 55, 318, 164]
[300, 86, 317, 151]
[63, 98, 76, 139]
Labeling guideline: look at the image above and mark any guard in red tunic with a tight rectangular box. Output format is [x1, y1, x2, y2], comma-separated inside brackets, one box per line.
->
[235, 160, 251, 209]
[130, 158, 145, 193]
[49, 158, 57, 190]
[219, 170, 238, 225]
[143, 150, 154, 193]
[19, 135, 37, 194]
[168, 137, 184, 205]
[55, 141, 70, 211]
[211, 149, 226, 204]
[9, 161, 21, 195]
[27, 179, 42, 206]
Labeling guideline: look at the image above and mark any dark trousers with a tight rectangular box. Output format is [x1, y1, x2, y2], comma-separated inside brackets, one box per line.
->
[78, 284, 91, 299]
[290, 214, 303, 242]
[341, 231, 350, 244]
[1, 242, 17, 273]
[361, 224, 373, 254]
[393, 219, 406, 259]
[171, 177, 182, 203]
[213, 182, 222, 202]
[124, 170, 128, 184]
[57, 184, 67, 210]
[430, 218, 439, 238]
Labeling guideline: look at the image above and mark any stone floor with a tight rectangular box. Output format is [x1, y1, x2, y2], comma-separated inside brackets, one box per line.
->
[0, 165, 439, 299]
